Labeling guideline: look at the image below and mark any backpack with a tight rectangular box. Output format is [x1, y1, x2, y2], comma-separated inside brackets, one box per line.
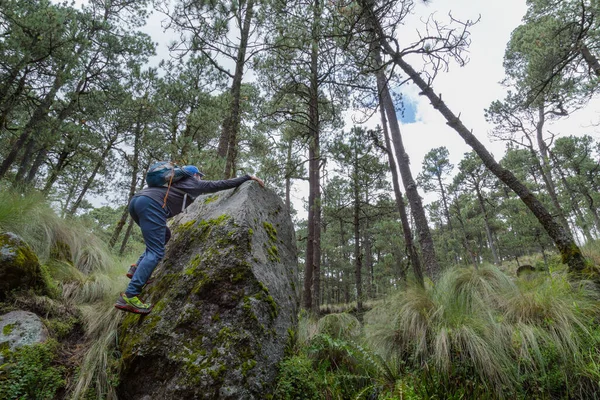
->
[145, 161, 188, 187]
[145, 161, 192, 211]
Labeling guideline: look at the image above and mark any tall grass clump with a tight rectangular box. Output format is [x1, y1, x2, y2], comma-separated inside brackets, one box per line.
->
[69, 304, 124, 400]
[364, 264, 600, 399]
[315, 312, 362, 340]
[0, 189, 114, 274]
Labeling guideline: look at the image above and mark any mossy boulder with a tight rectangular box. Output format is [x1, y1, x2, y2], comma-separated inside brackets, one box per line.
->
[118, 181, 299, 400]
[0, 232, 45, 299]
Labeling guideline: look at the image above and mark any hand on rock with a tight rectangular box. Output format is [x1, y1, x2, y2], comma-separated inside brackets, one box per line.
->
[250, 176, 265, 188]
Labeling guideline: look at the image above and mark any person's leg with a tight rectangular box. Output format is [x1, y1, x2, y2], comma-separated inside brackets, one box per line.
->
[126, 197, 145, 276]
[125, 196, 167, 297]
[127, 227, 170, 280]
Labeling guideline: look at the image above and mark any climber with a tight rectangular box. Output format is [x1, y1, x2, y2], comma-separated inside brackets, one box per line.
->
[115, 165, 264, 314]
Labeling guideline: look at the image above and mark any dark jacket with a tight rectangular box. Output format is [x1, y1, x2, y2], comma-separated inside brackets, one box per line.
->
[134, 174, 252, 218]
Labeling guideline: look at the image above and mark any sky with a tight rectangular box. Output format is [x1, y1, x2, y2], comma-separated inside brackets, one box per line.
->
[80, 0, 600, 210]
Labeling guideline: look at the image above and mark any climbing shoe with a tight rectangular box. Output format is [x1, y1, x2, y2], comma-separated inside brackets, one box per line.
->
[126, 264, 137, 278]
[114, 293, 152, 314]
[126, 264, 154, 285]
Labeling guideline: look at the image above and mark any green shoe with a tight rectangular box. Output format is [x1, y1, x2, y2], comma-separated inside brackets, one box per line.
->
[114, 293, 152, 314]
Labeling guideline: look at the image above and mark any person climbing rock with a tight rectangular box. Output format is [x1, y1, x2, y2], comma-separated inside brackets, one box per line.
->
[115, 165, 264, 314]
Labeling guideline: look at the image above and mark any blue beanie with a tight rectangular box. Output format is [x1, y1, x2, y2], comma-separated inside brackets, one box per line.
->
[182, 165, 204, 177]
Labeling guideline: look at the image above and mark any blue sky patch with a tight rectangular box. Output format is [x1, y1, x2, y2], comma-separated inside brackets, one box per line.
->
[390, 86, 417, 124]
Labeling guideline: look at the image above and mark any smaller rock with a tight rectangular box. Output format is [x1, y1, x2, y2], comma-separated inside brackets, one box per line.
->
[0, 310, 48, 361]
[0, 232, 44, 299]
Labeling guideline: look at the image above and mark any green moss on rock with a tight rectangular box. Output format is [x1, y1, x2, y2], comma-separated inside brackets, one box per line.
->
[204, 195, 219, 204]
[3, 322, 15, 335]
[262, 222, 277, 242]
[0, 233, 47, 298]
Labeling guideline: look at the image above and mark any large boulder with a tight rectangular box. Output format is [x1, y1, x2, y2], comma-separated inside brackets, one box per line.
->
[0, 232, 45, 299]
[118, 181, 299, 400]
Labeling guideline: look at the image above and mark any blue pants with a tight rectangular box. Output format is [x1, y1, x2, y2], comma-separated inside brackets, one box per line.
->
[125, 195, 167, 297]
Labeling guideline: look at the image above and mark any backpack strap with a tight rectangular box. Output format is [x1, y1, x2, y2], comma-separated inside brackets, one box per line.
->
[160, 185, 195, 213]
[162, 169, 175, 208]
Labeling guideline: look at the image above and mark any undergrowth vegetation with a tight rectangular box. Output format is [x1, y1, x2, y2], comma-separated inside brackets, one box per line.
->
[3, 189, 600, 399]
[0, 190, 133, 399]
[277, 264, 600, 399]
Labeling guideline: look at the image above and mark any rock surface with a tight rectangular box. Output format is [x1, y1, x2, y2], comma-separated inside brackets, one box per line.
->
[0, 232, 44, 299]
[0, 310, 48, 354]
[118, 181, 299, 400]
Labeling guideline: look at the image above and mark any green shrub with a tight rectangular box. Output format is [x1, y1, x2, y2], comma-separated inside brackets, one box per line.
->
[273, 355, 321, 400]
[0, 340, 65, 400]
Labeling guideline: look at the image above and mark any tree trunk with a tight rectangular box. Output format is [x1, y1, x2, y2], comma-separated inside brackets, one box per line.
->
[110, 117, 144, 248]
[43, 139, 75, 194]
[364, 227, 374, 298]
[475, 186, 500, 265]
[377, 69, 440, 279]
[437, 175, 453, 230]
[25, 75, 89, 185]
[580, 44, 600, 77]
[353, 183, 363, 313]
[13, 136, 36, 185]
[218, 0, 255, 178]
[25, 145, 49, 185]
[389, 55, 587, 273]
[285, 138, 292, 214]
[452, 198, 479, 268]
[0, 68, 29, 130]
[376, 80, 423, 285]
[0, 69, 65, 178]
[536, 105, 572, 238]
[68, 138, 115, 216]
[551, 154, 594, 242]
[119, 216, 135, 256]
[303, 0, 322, 314]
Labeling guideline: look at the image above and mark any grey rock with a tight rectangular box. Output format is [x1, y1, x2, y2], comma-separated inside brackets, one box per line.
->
[0, 310, 48, 359]
[118, 181, 299, 400]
